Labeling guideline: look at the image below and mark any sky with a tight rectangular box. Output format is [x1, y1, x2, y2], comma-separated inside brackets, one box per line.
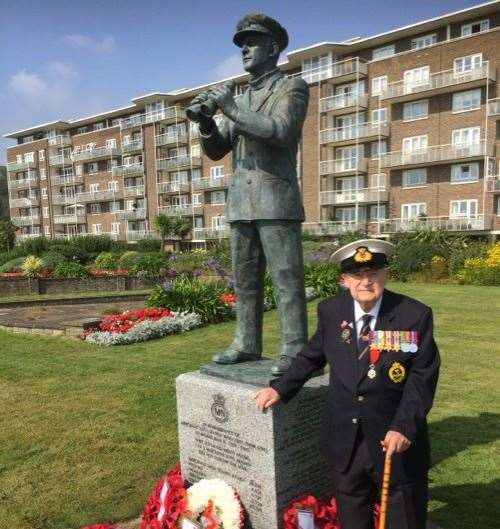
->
[0, 0, 488, 162]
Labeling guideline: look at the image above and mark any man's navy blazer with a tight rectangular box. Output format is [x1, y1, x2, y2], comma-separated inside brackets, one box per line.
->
[271, 289, 440, 484]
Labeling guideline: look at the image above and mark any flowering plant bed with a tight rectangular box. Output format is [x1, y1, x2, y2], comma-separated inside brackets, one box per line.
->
[91, 269, 130, 277]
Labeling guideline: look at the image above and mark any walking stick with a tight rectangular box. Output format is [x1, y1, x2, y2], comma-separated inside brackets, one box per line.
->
[379, 442, 392, 529]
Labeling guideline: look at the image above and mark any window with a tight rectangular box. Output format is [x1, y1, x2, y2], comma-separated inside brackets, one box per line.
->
[369, 204, 386, 220]
[372, 44, 395, 60]
[403, 100, 429, 121]
[16, 154, 22, 163]
[211, 191, 226, 205]
[403, 66, 430, 92]
[38, 149, 45, 161]
[450, 199, 477, 218]
[452, 89, 481, 112]
[111, 222, 120, 234]
[111, 119, 121, 127]
[40, 168, 47, 180]
[126, 200, 136, 211]
[108, 181, 118, 191]
[335, 207, 365, 222]
[94, 122, 104, 131]
[23, 135, 34, 143]
[402, 168, 427, 187]
[194, 217, 203, 229]
[210, 166, 225, 179]
[86, 142, 96, 151]
[452, 127, 480, 146]
[75, 164, 83, 176]
[191, 168, 202, 181]
[402, 203, 426, 219]
[372, 108, 387, 124]
[461, 19, 489, 36]
[411, 34, 437, 50]
[191, 144, 201, 157]
[43, 206, 49, 218]
[44, 226, 51, 236]
[302, 54, 331, 83]
[77, 127, 87, 134]
[92, 223, 102, 234]
[454, 54, 482, 74]
[371, 76, 388, 96]
[107, 159, 119, 171]
[24, 152, 35, 163]
[89, 203, 101, 214]
[90, 183, 100, 193]
[370, 140, 387, 158]
[41, 187, 47, 198]
[211, 215, 226, 230]
[106, 138, 117, 149]
[192, 193, 201, 206]
[87, 162, 99, 174]
[402, 135, 428, 153]
[451, 163, 479, 183]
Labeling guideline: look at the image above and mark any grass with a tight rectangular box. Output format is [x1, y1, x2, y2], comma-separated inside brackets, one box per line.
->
[0, 289, 151, 304]
[0, 282, 498, 529]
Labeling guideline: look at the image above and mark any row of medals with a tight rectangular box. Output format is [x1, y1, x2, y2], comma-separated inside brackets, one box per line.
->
[366, 330, 418, 379]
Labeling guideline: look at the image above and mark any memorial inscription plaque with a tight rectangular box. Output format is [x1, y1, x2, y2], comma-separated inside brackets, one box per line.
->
[176, 371, 334, 529]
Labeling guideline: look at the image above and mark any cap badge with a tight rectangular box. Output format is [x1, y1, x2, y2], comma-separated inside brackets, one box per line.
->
[353, 246, 373, 263]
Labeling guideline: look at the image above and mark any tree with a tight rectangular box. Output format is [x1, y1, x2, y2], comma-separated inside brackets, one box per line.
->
[154, 214, 175, 250]
[0, 220, 17, 253]
[173, 217, 192, 240]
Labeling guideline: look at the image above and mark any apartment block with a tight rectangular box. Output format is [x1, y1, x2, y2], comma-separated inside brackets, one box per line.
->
[4, 1, 500, 244]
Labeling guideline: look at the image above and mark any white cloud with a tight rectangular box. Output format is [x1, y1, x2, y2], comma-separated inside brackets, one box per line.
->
[8, 70, 46, 100]
[63, 34, 116, 53]
[213, 54, 244, 80]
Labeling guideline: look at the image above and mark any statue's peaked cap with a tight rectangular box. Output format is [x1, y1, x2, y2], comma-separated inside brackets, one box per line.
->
[233, 13, 289, 52]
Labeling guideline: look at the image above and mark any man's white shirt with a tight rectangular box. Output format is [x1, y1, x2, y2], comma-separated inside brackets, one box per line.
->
[353, 294, 383, 339]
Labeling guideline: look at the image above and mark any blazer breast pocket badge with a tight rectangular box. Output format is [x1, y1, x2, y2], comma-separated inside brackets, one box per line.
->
[388, 361, 407, 383]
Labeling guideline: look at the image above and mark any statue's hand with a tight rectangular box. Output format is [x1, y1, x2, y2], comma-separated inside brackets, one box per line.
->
[190, 90, 211, 107]
[210, 84, 239, 121]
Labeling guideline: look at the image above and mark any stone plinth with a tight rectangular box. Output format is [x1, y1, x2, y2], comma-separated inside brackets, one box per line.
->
[176, 366, 333, 529]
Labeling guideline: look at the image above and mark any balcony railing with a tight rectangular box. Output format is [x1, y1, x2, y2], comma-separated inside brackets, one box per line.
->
[120, 107, 186, 129]
[9, 176, 38, 189]
[112, 163, 144, 177]
[159, 204, 203, 216]
[122, 139, 143, 153]
[52, 194, 77, 205]
[48, 135, 72, 147]
[157, 182, 190, 193]
[7, 160, 36, 172]
[320, 122, 389, 145]
[381, 63, 495, 101]
[17, 233, 42, 241]
[71, 146, 120, 162]
[10, 197, 39, 208]
[378, 215, 490, 233]
[49, 154, 73, 166]
[126, 230, 160, 241]
[380, 141, 493, 169]
[319, 93, 368, 114]
[116, 208, 147, 220]
[488, 98, 500, 117]
[11, 215, 40, 226]
[320, 187, 388, 205]
[193, 227, 231, 240]
[319, 158, 368, 175]
[486, 176, 500, 192]
[302, 58, 368, 84]
[193, 175, 232, 190]
[157, 156, 202, 171]
[53, 214, 86, 225]
[51, 173, 81, 186]
[302, 221, 367, 236]
[123, 185, 145, 197]
[155, 132, 189, 147]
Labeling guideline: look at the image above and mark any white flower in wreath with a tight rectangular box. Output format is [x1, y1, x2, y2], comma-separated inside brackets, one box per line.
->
[186, 479, 243, 529]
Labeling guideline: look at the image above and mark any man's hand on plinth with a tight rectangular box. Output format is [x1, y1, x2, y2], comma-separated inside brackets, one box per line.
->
[382, 430, 411, 457]
[254, 387, 281, 411]
[210, 84, 239, 121]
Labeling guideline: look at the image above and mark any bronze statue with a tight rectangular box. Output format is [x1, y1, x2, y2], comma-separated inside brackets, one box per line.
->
[187, 14, 309, 375]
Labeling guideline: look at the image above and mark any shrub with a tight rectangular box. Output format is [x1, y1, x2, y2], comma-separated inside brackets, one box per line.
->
[0, 256, 26, 273]
[41, 251, 68, 272]
[94, 251, 120, 270]
[447, 239, 488, 276]
[457, 242, 500, 286]
[53, 262, 90, 279]
[170, 251, 207, 277]
[118, 251, 141, 270]
[135, 238, 162, 252]
[304, 262, 341, 298]
[206, 240, 232, 270]
[22, 255, 44, 278]
[147, 278, 232, 323]
[389, 235, 439, 282]
[132, 252, 169, 281]
[16, 236, 51, 256]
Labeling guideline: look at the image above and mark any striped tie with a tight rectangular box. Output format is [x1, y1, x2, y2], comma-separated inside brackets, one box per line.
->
[358, 314, 373, 360]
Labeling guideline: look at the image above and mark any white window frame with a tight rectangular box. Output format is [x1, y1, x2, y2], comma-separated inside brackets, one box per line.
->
[452, 127, 480, 147]
[90, 203, 101, 214]
[411, 33, 437, 50]
[371, 108, 387, 124]
[92, 223, 102, 234]
[403, 66, 430, 93]
[41, 187, 47, 198]
[105, 138, 117, 149]
[372, 44, 395, 61]
[461, 19, 489, 37]
[192, 193, 202, 206]
[87, 162, 99, 174]
[403, 100, 429, 121]
[402, 135, 428, 154]
[370, 140, 387, 158]
[402, 168, 427, 188]
[450, 163, 479, 184]
[454, 53, 482, 75]
[43, 206, 49, 218]
[190, 143, 201, 158]
[211, 190, 226, 205]
[38, 149, 45, 161]
[89, 183, 100, 193]
[75, 164, 83, 176]
[39, 168, 47, 180]
[77, 127, 87, 134]
[24, 152, 35, 163]
[44, 225, 51, 236]
[211, 215, 226, 230]
[401, 203, 427, 219]
[210, 166, 225, 179]
[371, 76, 388, 97]
[449, 199, 478, 218]
[111, 222, 120, 234]
[93, 122, 104, 131]
[452, 89, 481, 113]
[108, 180, 118, 191]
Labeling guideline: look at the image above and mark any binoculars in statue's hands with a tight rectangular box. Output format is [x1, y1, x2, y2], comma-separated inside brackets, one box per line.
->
[186, 81, 235, 122]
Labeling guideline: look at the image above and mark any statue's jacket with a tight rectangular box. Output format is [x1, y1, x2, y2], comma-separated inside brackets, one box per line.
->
[200, 69, 309, 222]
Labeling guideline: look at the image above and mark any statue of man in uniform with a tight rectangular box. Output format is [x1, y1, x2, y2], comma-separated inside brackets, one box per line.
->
[187, 14, 309, 375]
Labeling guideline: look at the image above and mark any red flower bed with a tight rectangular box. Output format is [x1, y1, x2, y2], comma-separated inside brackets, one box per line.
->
[91, 269, 130, 276]
[220, 292, 237, 305]
[0, 272, 25, 278]
[99, 307, 173, 334]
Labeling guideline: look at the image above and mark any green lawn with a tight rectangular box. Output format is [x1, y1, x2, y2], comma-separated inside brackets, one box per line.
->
[0, 282, 498, 529]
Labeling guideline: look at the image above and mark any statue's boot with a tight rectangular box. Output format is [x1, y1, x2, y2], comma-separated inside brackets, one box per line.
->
[212, 347, 261, 364]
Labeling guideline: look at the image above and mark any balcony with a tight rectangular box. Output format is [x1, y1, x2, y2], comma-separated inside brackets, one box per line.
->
[112, 163, 144, 177]
[380, 141, 493, 169]
[49, 154, 72, 166]
[159, 204, 203, 216]
[9, 176, 38, 189]
[123, 185, 145, 197]
[116, 208, 147, 220]
[193, 174, 232, 190]
[320, 93, 368, 115]
[157, 181, 190, 193]
[7, 160, 36, 172]
[51, 173, 81, 186]
[54, 213, 86, 225]
[302, 58, 368, 84]
[488, 98, 500, 118]
[155, 132, 189, 147]
[120, 107, 187, 129]
[157, 156, 202, 171]
[302, 221, 367, 236]
[380, 63, 495, 103]
[193, 227, 231, 240]
[10, 197, 39, 208]
[126, 230, 160, 241]
[319, 158, 368, 176]
[378, 215, 490, 234]
[320, 122, 389, 146]
[122, 139, 143, 153]
[486, 176, 500, 192]
[17, 233, 42, 241]
[320, 187, 388, 206]
[11, 215, 40, 226]
[48, 135, 72, 147]
[72, 146, 120, 162]
[52, 194, 77, 206]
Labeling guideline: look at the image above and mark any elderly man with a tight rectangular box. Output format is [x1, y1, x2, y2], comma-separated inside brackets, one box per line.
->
[255, 239, 440, 529]
[187, 14, 309, 375]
